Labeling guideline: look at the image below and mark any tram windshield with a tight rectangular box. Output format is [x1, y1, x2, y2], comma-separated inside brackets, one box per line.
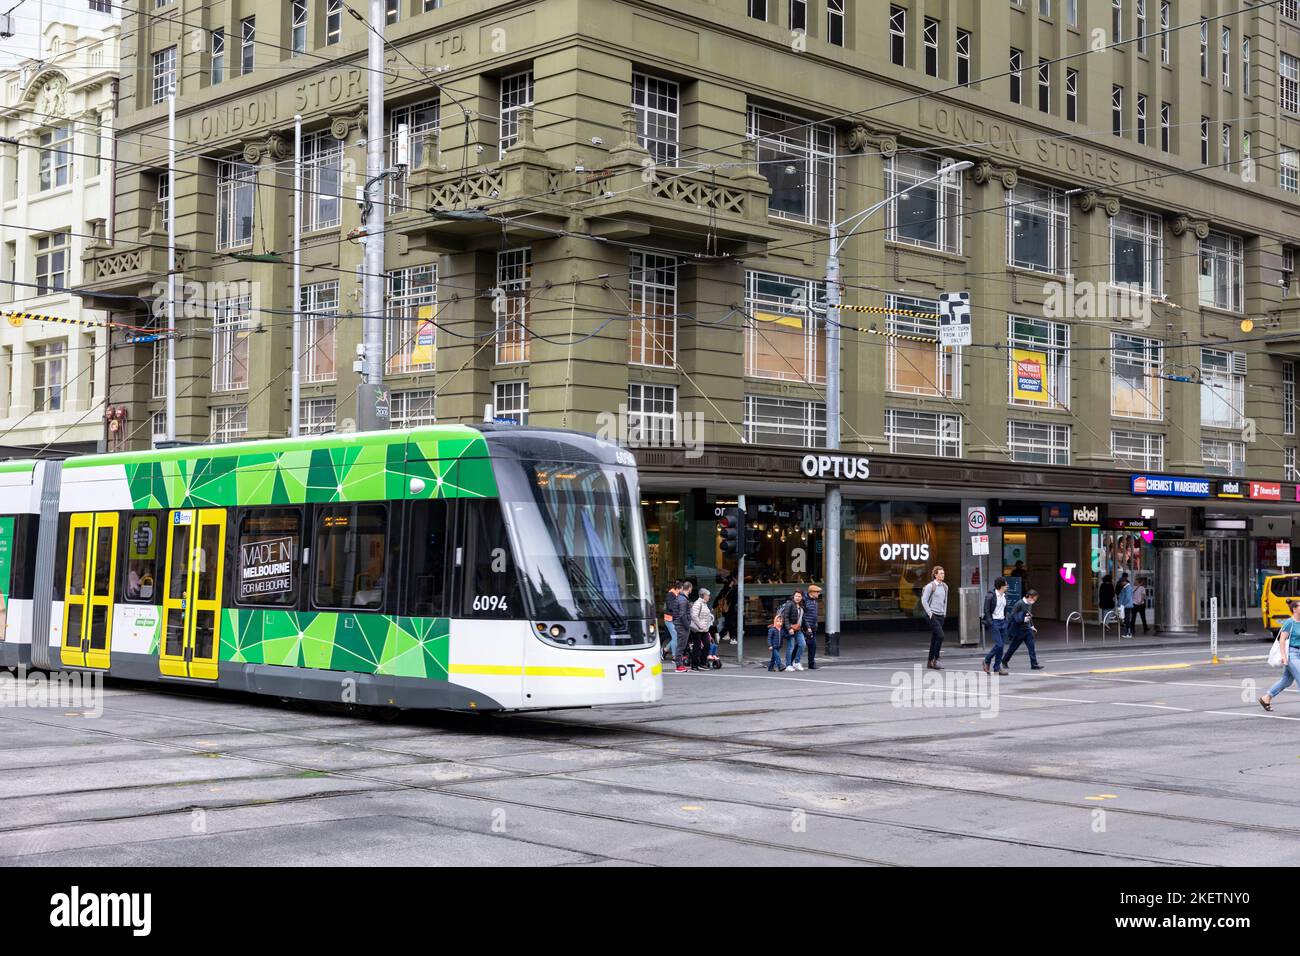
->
[497, 458, 654, 630]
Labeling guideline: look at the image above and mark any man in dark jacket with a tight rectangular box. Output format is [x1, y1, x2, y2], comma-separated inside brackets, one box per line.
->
[672, 581, 693, 672]
[803, 584, 821, 669]
[981, 577, 1009, 675]
[1001, 589, 1044, 672]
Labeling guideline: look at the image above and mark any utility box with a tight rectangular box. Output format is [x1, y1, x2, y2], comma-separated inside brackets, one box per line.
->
[1157, 546, 1199, 634]
[958, 586, 981, 646]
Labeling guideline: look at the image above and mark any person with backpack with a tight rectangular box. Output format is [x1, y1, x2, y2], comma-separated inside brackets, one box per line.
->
[1002, 589, 1043, 672]
[1116, 574, 1134, 638]
[1260, 600, 1300, 710]
[672, 581, 693, 673]
[777, 589, 806, 671]
[687, 587, 716, 671]
[922, 566, 949, 670]
[803, 584, 821, 670]
[767, 613, 787, 672]
[981, 576, 1009, 675]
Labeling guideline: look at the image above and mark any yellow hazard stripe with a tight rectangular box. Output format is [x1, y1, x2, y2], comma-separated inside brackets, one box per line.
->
[448, 663, 610, 678]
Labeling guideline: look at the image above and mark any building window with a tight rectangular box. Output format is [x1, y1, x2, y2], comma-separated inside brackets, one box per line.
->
[1283, 54, 1299, 113]
[1008, 180, 1071, 274]
[1136, 93, 1147, 145]
[495, 248, 531, 364]
[1200, 116, 1210, 164]
[1282, 149, 1299, 193]
[300, 398, 336, 436]
[386, 0, 399, 23]
[391, 389, 436, 428]
[1286, 0, 1300, 21]
[386, 263, 436, 374]
[1008, 315, 1069, 409]
[744, 271, 825, 384]
[151, 410, 166, 446]
[32, 342, 65, 412]
[499, 70, 534, 154]
[632, 73, 679, 167]
[923, 17, 940, 77]
[744, 395, 826, 446]
[152, 339, 165, 399]
[34, 232, 69, 294]
[1065, 68, 1078, 121]
[1221, 26, 1230, 88]
[1242, 37, 1250, 95]
[1067, 0, 1077, 26]
[1199, 232, 1243, 312]
[1160, 102, 1171, 152]
[493, 381, 529, 424]
[38, 124, 72, 190]
[956, 29, 971, 85]
[889, 5, 905, 66]
[1009, 420, 1070, 465]
[216, 156, 256, 250]
[1111, 208, 1163, 294]
[1222, 123, 1232, 169]
[1159, 1, 1169, 64]
[1288, 447, 1298, 482]
[1202, 439, 1245, 477]
[748, 0, 768, 19]
[151, 47, 176, 105]
[210, 405, 248, 443]
[299, 281, 339, 383]
[1038, 59, 1050, 112]
[1111, 333, 1163, 420]
[302, 131, 342, 231]
[1112, 0, 1122, 42]
[886, 153, 963, 254]
[1010, 48, 1023, 103]
[1040, 0, 1051, 16]
[885, 295, 959, 398]
[1199, 18, 1208, 78]
[211, 28, 225, 84]
[1285, 362, 1296, 437]
[1136, 0, 1146, 53]
[789, 0, 807, 32]
[628, 251, 677, 369]
[885, 409, 962, 458]
[240, 17, 255, 75]
[1112, 84, 1123, 136]
[1201, 348, 1246, 430]
[211, 294, 252, 392]
[1112, 431, 1164, 471]
[326, 0, 342, 45]
[748, 105, 835, 225]
[628, 383, 677, 444]
[388, 98, 439, 206]
[288, 0, 307, 55]
[827, 0, 845, 46]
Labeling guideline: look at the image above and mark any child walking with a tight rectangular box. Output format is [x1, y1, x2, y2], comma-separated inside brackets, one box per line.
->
[767, 614, 786, 672]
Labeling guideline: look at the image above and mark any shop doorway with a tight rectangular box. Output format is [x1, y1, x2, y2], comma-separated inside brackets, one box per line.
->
[1201, 537, 1250, 621]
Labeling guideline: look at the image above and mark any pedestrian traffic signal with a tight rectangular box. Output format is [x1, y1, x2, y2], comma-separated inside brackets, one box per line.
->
[719, 507, 746, 557]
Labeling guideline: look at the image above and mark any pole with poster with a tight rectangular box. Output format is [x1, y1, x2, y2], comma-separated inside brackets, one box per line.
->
[1210, 596, 1220, 664]
[971, 531, 989, 649]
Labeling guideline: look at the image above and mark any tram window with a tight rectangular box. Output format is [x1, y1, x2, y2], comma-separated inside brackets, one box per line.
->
[53, 513, 70, 600]
[236, 509, 302, 606]
[10, 514, 40, 602]
[123, 512, 163, 604]
[404, 500, 448, 618]
[312, 504, 387, 611]
[460, 499, 521, 619]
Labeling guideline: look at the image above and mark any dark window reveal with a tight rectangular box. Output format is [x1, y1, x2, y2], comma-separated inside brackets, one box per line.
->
[312, 504, 387, 610]
[404, 500, 449, 617]
[460, 499, 522, 619]
[124, 512, 164, 604]
[237, 509, 302, 606]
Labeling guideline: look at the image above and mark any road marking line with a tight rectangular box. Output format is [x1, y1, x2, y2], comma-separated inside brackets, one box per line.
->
[1089, 663, 1195, 673]
[1111, 702, 1192, 711]
[1206, 709, 1300, 722]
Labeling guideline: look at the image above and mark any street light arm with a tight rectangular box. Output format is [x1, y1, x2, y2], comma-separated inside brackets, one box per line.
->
[831, 160, 973, 255]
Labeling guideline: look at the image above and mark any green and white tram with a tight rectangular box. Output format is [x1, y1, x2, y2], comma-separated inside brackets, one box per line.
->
[0, 426, 663, 711]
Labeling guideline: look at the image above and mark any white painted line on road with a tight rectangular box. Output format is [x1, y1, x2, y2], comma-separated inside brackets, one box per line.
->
[1205, 709, 1300, 722]
[1110, 702, 1192, 712]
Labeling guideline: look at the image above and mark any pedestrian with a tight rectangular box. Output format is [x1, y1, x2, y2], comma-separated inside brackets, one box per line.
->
[1132, 576, 1149, 635]
[714, 572, 739, 645]
[981, 576, 1009, 675]
[767, 613, 787, 672]
[1002, 589, 1044, 672]
[1116, 574, 1134, 637]
[662, 580, 680, 661]
[1260, 600, 1300, 710]
[804, 584, 821, 670]
[777, 589, 806, 671]
[672, 581, 693, 673]
[687, 586, 715, 671]
[1098, 573, 1115, 625]
[922, 565, 949, 670]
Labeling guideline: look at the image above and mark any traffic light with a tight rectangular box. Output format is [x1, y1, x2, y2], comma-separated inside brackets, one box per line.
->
[719, 507, 745, 557]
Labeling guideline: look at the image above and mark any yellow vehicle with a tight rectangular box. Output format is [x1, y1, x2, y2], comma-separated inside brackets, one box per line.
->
[1261, 574, 1300, 633]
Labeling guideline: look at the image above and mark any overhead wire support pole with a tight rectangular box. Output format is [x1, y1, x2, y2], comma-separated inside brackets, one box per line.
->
[292, 113, 303, 438]
[165, 86, 177, 445]
[361, 0, 389, 427]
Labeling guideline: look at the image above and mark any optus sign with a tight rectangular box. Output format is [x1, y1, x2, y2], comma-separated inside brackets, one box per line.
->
[800, 454, 871, 480]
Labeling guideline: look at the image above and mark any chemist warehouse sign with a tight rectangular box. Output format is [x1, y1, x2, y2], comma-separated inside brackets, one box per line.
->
[1130, 475, 1211, 498]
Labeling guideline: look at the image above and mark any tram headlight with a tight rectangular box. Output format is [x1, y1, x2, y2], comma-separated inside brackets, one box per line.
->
[549, 624, 566, 639]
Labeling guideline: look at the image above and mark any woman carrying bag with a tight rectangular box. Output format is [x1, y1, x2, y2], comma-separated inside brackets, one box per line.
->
[1260, 600, 1300, 711]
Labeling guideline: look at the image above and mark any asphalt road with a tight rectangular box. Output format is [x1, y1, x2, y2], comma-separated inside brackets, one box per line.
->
[3, 645, 1298, 866]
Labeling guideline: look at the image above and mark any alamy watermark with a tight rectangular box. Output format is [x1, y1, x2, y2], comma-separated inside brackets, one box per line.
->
[0, 667, 104, 717]
[596, 404, 705, 459]
[890, 664, 1000, 719]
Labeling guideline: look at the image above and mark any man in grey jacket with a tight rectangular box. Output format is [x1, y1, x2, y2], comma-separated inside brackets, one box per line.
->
[921, 565, 948, 670]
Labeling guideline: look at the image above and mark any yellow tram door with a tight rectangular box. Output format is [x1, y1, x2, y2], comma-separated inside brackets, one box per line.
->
[61, 512, 120, 669]
[160, 509, 227, 680]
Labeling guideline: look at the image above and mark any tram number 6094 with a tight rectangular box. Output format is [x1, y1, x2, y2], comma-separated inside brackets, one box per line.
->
[471, 595, 509, 613]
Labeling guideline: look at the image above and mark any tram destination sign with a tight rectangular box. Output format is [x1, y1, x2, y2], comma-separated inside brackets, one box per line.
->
[1130, 475, 1211, 498]
[240, 535, 296, 599]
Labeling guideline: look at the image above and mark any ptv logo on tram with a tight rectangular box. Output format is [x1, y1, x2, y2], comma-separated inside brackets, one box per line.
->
[616, 659, 646, 681]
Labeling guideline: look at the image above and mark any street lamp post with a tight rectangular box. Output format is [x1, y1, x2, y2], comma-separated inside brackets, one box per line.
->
[822, 160, 973, 656]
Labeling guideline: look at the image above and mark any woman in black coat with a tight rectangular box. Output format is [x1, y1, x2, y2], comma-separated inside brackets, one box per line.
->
[1098, 573, 1116, 622]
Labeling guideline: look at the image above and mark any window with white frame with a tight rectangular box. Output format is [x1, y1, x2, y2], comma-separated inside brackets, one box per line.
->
[1243, 37, 1250, 95]
[1008, 181, 1069, 274]
[1201, 348, 1246, 430]
[886, 295, 959, 397]
[789, 0, 807, 32]
[1009, 420, 1070, 465]
[391, 389, 436, 428]
[1136, 0, 1146, 53]
[1198, 232, 1243, 312]
[1112, 430, 1164, 471]
[211, 28, 225, 83]
[747, 105, 836, 226]
[1283, 53, 1299, 113]
[923, 18, 939, 78]
[1067, 0, 1077, 26]
[152, 339, 165, 398]
[1221, 26, 1230, 88]
[151, 410, 166, 447]
[956, 28, 971, 85]
[1160, 102, 1170, 152]
[749, 0, 768, 19]
[326, 0, 342, 45]
[1289, 447, 1298, 481]
[210, 405, 248, 443]
[386, 263, 436, 374]
[216, 156, 256, 250]
[1112, 0, 1122, 42]
[1201, 438, 1245, 476]
[1040, 0, 1051, 16]
[1008, 315, 1069, 409]
[632, 73, 679, 167]
[1159, 1, 1169, 64]
[1010, 48, 1023, 103]
[386, 0, 399, 23]
[1136, 93, 1147, 145]
[885, 409, 962, 458]
[629, 251, 677, 368]
[1038, 59, 1050, 112]
[240, 17, 255, 74]
[291, 0, 307, 55]
[499, 70, 534, 154]
[300, 398, 336, 435]
[827, 0, 845, 46]
[628, 383, 677, 444]
[496, 248, 531, 364]
[1200, 116, 1210, 164]
[388, 99, 439, 207]
[493, 380, 529, 424]
[886, 153, 963, 254]
[744, 395, 826, 446]
[211, 294, 252, 392]
[1199, 18, 1208, 78]
[889, 5, 905, 66]
[37, 125, 72, 192]
[34, 231, 69, 294]
[302, 130, 342, 231]
[1286, 0, 1300, 21]
[152, 47, 176, 105]
[1066, 68, 1078, 121]
[1112, 84, 1123, 136]
[299, 281, 339, 383]
[32, 342, 65, 412]
[1285, 361, 1296, 436]
[1111, 208, 1163, 293]
[744, 271, 825, 384]
[1222, 123, 1232, 169]
[1111, 333, 1163, 420]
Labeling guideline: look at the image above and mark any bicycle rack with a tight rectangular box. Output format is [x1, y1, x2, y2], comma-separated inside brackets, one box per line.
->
[1065, 610, 1085, 644]
[1100, 609, 1120, 643]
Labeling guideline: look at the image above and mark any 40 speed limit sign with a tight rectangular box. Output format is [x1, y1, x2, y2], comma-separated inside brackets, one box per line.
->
[967, 507, 988, 533]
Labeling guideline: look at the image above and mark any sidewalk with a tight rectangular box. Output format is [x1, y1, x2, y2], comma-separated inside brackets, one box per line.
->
[715, 618, 1271, 667]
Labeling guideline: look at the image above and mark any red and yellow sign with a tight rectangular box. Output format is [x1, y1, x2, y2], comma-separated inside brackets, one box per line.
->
[1011, 348, 1049, 403]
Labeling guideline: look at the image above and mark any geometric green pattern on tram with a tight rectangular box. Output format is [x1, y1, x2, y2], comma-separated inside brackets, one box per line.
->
[221, 608, 450, 679]
[106, 427, 497, 509]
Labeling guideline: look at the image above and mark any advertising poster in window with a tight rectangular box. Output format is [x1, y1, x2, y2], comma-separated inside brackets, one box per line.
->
[126, 515, 158, 601]
[1012, 348, 1049, 403]
[0, 516, 11, 640]
[240, 534, 296, 600]
[410, 304, 435, 366]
